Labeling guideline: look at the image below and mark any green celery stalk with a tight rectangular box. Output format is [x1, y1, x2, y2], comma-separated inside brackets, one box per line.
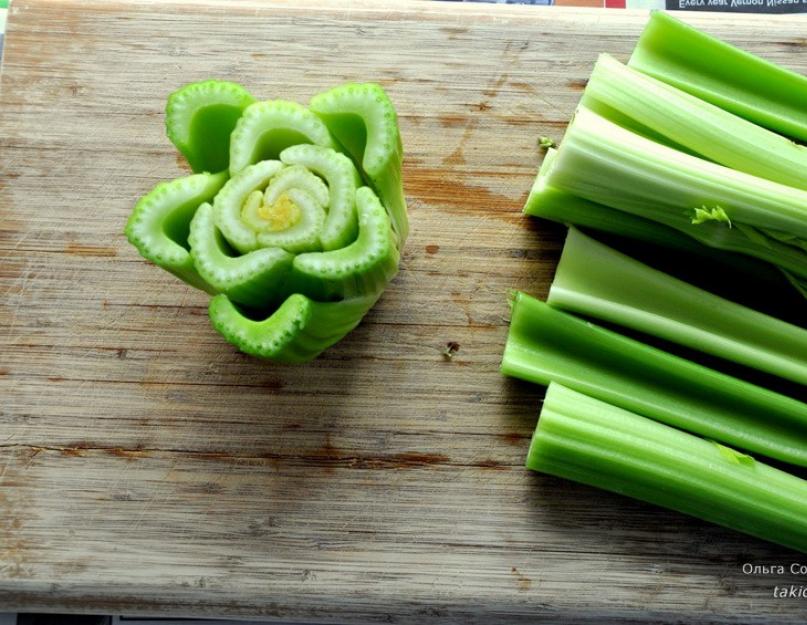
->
[629, 11, 807, 143]
[582, 54, 807, 190]
[525, 148, 696, 247]
[543, 107, 807, 281]
[290, 187, 400, 301]
[501, 292, 807, 466]
[524, 149, 807, 301]
[529, 383, 807, 554]
[549, 228, 807, 386]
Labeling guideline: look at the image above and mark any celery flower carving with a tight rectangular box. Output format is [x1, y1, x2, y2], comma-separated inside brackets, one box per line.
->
[125, 81, 407, 363]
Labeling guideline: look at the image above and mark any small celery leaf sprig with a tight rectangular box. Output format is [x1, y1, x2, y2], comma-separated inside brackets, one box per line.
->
[125, 81, 407, 363]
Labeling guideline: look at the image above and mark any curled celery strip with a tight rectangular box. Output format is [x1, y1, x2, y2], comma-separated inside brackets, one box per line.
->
[165, 80, 255, 174]
[549, 228, 807, 386]
[125, 171, 227, 292]
[501, 292, 807, 467]
[529, 384, 807, 554]
[629, 11, 807, 143]
[310, 83, 408, 245]
[209, 292, 379, 364]
[125, 80, 407, 363]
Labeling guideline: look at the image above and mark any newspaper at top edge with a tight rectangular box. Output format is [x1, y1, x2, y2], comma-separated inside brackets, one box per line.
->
[669, 0, 807, 11]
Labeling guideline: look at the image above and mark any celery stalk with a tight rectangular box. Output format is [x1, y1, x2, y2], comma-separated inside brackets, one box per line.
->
[525, 149, 807, 301]
[582, 54, 807, 190]
[529, 384, 807, 554]
[501, 292, 807, 467]
[525, 148, 697, 248]
[549, 228, 807, 386]
[543, 107, 807, 281]
[629, 11, 807, 143]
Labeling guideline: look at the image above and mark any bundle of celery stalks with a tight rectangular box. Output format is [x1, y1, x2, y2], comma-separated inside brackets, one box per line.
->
[502, 12, 807, 553]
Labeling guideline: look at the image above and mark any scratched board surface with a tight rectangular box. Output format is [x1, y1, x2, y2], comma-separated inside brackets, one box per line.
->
[1, 1, 806, 622]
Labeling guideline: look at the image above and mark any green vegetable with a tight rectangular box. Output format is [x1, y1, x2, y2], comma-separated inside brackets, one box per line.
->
[125, 171, 228, 291]
[523, 147, 796, 297]
[310, 83, 408, 244]
[529, 383, 807, 554]
[629, 11, 807, 143]
[524, 155, 807, 305]
[166, 80, 255, 174]
[549, 228, 807, 386]
[582, 54, 807, 191]
[537, 106, 807, 283]
[126, 81, 407, 363]
[209, 292, 379, 364]
[501, 292, 807, 466]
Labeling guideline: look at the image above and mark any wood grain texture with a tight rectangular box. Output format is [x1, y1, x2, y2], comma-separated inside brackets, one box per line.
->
[1, 1, 807, 622]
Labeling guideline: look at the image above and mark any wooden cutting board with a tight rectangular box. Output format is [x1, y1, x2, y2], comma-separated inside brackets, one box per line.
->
[2, 1, 806, 622]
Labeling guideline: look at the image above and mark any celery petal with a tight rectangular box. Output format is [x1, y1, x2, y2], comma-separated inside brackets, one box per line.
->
[208, 292, 378, 363]
[310, 83, 408, 245]
[125, 171, 228, 291]
[166, 80, 255, 173]
[629, 11, 807, 143]
[280, 144, 360, 251]
[188, 203, 294, 309]
[529, 384, 807, 554]
[229, 100, 335, 175]
[549, 228, 807, 386]
[502, 292, 807, 466]
[213, 160, 285, 254]
[292, 187, 399, 301]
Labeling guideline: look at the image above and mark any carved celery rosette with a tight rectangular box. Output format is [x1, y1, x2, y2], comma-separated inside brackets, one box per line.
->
[126, 81, 407, 363]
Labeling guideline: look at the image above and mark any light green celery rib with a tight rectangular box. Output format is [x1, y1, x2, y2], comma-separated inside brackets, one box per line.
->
[582, 54, 807, 190]
[547, 107, 807, 280]
[526, 148, 723, 250]
[228, 100, 335, 176]
[291, 187, 399, 301]
[501, 292, 807, 466]
[310, 83, 408, 246]
[125, 171, 228, 292]
[549, 228, 807, 385]
[208, 292, 378, 363]
[165, 80, 255, 174]
[524, 149, 799, 296]
[188, 203, 294, 309]
[629, 11, 807, 143]
[280, 144, 360, 251]
[529, 384, 807, 554]
[255, 167, 327, 253]
[213, 160, 284, 254]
